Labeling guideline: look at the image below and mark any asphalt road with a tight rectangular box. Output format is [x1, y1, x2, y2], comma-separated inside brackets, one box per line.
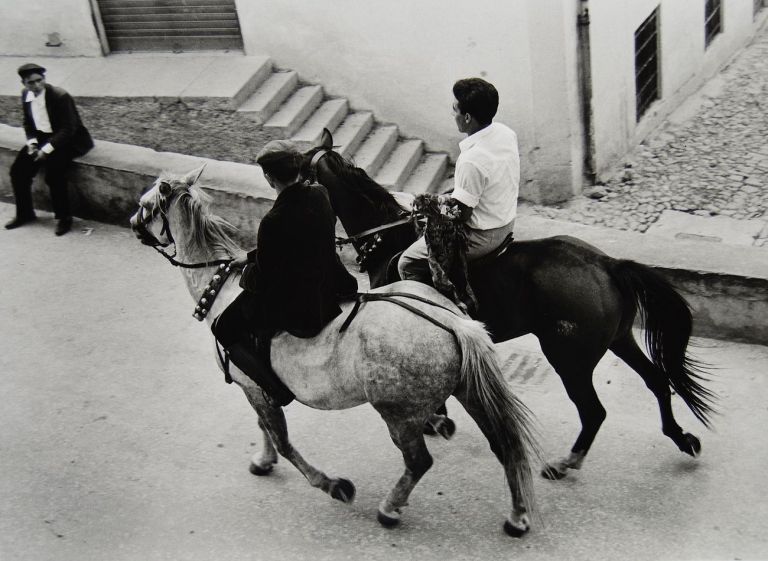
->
[2, 204, 767, 561]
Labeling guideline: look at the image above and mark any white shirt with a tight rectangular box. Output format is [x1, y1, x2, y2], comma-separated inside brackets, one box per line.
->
[25, 90, 54, 154]
[451, 122, 520, 230]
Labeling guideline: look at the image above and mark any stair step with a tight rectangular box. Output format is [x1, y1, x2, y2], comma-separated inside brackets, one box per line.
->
[401, 153, 450, 194]
[103, 27, 240, 36]
[101, 12, 237, 22]
[107, 36, 243, 51]
[375, 140, 424, 190]
[104, 20, 239, 30]
[332, 112, 374, 158]
[100, 6, 235, 16]
[236, 71, 298, 124]
[291, 99, 349, 144]
[353, 125, 399, 177]
[263, 85, 323, 136]
[99, 0, 236, 7]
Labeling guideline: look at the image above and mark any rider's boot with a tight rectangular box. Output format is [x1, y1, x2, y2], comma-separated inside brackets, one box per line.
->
[225, 341, 295, 407]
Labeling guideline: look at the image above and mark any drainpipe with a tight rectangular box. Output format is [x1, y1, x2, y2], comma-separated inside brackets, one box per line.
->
[577, 0, 596, 184]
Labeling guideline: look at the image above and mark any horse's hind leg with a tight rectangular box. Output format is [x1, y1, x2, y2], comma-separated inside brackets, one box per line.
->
[242, 387, 356, 503]
[539, 336, 605, 480]
[249, 417, 278, 475]
[453, 390, 530, 537]
[610, 333, 701, 457]
[375, 409, 434, 527]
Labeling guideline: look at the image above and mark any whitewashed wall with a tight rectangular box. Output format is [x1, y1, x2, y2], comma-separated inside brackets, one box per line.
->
[590, 0, 768, 176]
[235, 0, 582, 201]
[0, 0, 102, 57]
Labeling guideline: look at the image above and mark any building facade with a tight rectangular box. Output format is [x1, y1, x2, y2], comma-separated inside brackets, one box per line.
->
[1, 0, 765, 201]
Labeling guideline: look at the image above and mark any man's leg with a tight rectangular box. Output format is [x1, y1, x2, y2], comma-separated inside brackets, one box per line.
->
[6, 148, 39, 228]
[211, 293, 294, 406]
[465, 219, 515, 261]
[43, 152, 74, 235]
[397, 235, 432, 283]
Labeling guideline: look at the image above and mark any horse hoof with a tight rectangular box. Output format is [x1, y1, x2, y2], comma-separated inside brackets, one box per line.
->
[423, 422, 437, 436]
[541, 464, 567, 480]
[249, 462, 274, 476]
[681, 433, 702, 458]
[330, 478, 356, 503]
[503, 519, 529, 538]
[437, 418, 456, 440]
[377, 509, 401, 528]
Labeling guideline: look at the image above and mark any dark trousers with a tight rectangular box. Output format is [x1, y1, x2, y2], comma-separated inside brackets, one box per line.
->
[10, 133, 74, 220]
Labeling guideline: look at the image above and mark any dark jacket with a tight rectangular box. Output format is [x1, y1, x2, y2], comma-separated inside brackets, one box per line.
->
[22, 84, 94, 157]
[240, 182, 357, 337]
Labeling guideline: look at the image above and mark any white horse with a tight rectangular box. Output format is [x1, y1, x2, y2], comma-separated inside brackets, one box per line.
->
[129, 165, 541, 536]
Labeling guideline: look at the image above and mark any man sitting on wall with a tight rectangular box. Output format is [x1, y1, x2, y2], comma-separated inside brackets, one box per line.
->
[5, 63, 94, 236]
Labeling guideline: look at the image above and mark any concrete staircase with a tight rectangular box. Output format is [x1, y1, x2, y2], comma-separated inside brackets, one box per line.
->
[235, 64, 449, 194]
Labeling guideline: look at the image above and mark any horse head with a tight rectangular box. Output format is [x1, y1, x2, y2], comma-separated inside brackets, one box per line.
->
[302, 129, 405, 235]
[129, 165, 207, 249]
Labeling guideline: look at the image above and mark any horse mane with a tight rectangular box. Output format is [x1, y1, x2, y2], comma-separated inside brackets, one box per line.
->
[320, 150, 404, 221]
[164, 180, 243, 259]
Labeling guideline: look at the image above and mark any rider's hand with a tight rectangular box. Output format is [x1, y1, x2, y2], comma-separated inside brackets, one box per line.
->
[229, 254, 248, 269]
[33, 150, 47, 162]
[26, 143, 38, 156]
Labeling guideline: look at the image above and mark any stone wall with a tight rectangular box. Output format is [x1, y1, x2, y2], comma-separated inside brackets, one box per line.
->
[0, 124, 274, 247]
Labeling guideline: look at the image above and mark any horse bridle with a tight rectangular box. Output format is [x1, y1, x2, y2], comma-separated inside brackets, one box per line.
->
[133, 184, 232, 270]
[307, 148, 415, 250]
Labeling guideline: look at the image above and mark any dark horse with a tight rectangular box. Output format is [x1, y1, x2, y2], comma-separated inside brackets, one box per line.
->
[303, 129, 716, 480]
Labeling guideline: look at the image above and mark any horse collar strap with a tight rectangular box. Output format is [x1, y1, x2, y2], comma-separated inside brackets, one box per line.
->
[193, 262, 235, 321]
[339, 291, 459, 335]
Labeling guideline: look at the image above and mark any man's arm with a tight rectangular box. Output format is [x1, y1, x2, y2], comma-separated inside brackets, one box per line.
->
[21, 94, 38, 151]
[47, 90, 79, 152]
[448, 160, 485, 224]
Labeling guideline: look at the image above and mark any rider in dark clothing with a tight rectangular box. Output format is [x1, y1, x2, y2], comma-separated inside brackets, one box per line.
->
[212, 140, 357, 404]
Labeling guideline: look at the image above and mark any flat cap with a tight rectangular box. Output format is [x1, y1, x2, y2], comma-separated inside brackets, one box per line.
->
[255, 139, 301, 166]
[17, 63, 46, 78]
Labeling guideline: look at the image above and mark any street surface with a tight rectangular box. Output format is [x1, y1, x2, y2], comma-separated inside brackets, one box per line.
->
[2, 203, 767, 561]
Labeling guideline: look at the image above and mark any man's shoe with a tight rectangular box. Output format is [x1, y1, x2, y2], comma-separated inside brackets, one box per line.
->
[55, 217, 72, 236]
[5, 215, 36, 230]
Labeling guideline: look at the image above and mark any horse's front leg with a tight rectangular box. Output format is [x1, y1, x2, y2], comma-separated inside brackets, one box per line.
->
[241, 384, 356, 504]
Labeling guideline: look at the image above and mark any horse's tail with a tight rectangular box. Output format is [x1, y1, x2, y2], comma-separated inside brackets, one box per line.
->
[450, 317, 542, 516]
[611, 260, 717, 427]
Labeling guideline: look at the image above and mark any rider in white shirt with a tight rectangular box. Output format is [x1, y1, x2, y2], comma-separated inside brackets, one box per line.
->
[398, 77, 520, 282]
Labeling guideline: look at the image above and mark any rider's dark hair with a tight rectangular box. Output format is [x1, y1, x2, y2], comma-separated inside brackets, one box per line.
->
[453, 78, 499, 126]
[256, 139, 302, 184]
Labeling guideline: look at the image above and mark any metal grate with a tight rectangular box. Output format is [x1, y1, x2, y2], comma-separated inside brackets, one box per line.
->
[705, 0, 723, 48]
[634, 8, 660, 121]
[96, 0, 243, 52]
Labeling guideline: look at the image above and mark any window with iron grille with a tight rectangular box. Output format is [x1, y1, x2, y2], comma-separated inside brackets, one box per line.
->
[705, 0, 723, 48]
[635, 8, 660, 121]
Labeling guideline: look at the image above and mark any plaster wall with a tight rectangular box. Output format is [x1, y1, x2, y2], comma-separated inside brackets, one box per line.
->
[589, 0, 768, 177]
[235, 0, 581, 202]
[0, 0, 103, 57]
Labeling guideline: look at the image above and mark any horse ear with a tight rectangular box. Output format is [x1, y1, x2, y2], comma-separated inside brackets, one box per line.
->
[182, 164, 207, 186]
[320, 128, 333, 149]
